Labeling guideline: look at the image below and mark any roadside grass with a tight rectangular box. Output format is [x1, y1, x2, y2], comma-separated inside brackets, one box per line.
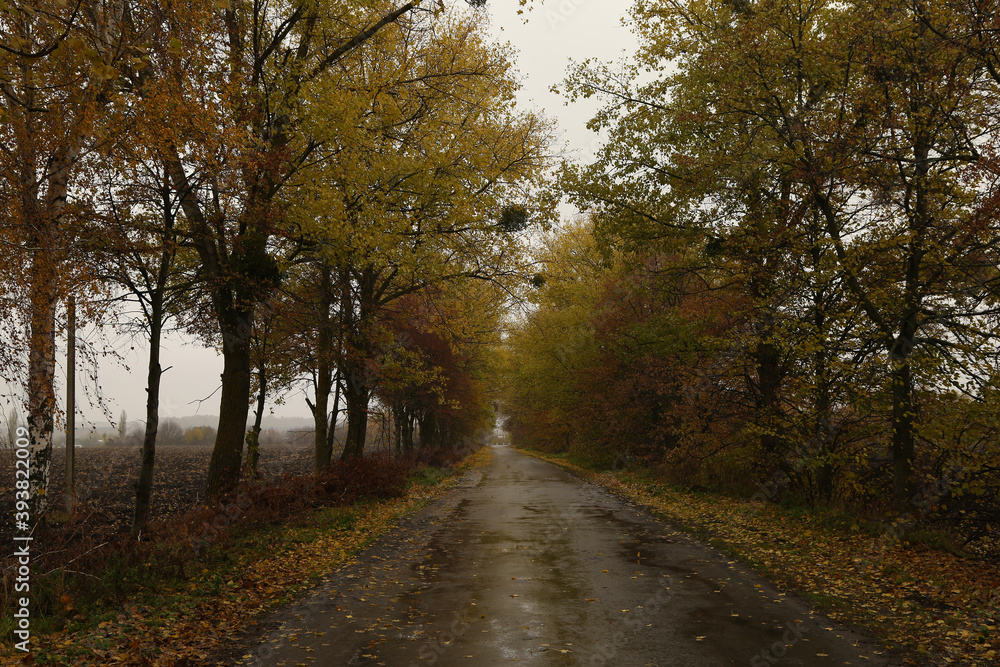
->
[517, 446, 1000, 667]
[409, 464, 451, 487]
[0, 446, 492, 666]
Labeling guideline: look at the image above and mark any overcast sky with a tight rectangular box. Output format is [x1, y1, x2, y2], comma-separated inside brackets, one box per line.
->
[9, 0, 637, 429]
[485, 0, 634, 164]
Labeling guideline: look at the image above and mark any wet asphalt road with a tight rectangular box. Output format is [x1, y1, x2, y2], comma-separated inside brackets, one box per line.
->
[231, 446, 895, 666]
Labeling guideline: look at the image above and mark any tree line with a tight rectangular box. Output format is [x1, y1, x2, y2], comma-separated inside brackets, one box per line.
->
[1, 0, 550, 537]
[503, 0, 1000, 551]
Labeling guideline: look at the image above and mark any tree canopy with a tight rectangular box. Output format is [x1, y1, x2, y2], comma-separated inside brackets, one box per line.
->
[1, 0, 550, 528]
[503, 0, 1000, 550]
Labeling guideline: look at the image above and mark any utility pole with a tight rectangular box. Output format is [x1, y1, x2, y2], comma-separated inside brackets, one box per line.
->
[66, 296, 76, 515]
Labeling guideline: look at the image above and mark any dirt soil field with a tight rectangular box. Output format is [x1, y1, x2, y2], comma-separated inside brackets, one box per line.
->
[0, 443, 317, 542]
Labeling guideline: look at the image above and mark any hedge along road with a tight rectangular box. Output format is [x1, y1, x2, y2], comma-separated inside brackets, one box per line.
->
[227, 445, 898, 666]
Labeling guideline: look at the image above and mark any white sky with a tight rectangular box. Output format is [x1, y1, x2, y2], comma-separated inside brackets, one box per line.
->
[7, 0, 637, 429]
[485, 0, 634, 164]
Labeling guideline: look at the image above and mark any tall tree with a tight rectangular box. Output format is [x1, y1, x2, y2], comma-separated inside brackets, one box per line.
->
[1, 0, 140, 520]
[89, 152, 189, 537]
[133, 0, 490, 497]
[283, 11, 551, 461]
[561, 0, 1000, 502]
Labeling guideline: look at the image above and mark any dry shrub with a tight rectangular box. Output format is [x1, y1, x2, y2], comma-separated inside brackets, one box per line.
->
[315, 454, 412, 503]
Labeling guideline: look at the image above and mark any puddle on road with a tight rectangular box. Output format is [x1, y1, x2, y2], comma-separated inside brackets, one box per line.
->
[399, 451, 763, 665]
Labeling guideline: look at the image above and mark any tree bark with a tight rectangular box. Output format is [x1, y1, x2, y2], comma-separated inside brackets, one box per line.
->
[312, 367, 332, 469]
[814, 341, 835, 503]
[887, 125, 931, 503]
[25, 141, 80, 523]
[328, 369, 342, 458]
[405, 411, 415, 451]
[890, 334, 916, 502]
[314, 268, 334, 470]
[342, 371, 370, 460]
[166, 152, 253, 499]
[755, 338, 784, 456]
[132, 292, 162, 538]
[246, 358, 266, 479]
[131, 188, 178, 537]
[205, 306, 254, 499]
[341, 268, 377, 460]
[394, 402, 404, 455]
[26, 245, 57, 522]
[418, 411, 438, 448]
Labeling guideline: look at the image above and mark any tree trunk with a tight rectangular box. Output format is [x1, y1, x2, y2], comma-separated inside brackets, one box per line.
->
[15, 9, 91, 528]
[889, 127, 929, 504]
[130, 173, 180, 536]
[312, 366, 331, 470]
[328, 369, 341, 458]
[132, 293, 163, 538]
[341, 268, 376, 460]
[25, 142, 79, 523]
[418, 411, 438, 448]
[811, 270, 835, 503]
[890, 339, 915, 502]
[342, 371, 370, 460]
[26, 251, 57, 523]
[755, 338, 784, 456]
[814, 374, 835, 502]
[405, 411, 415, 451]
[205, 307, 253, 499]
[314, 268, 334, 470]
[814, 376, 835, 503]
[394, 402, 404, 455]
[246, 359, 266, 479]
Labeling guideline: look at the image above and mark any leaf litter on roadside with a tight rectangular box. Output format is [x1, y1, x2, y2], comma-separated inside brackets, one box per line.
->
[5, 448, 493, 666]
[525, 450, 999, 667]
